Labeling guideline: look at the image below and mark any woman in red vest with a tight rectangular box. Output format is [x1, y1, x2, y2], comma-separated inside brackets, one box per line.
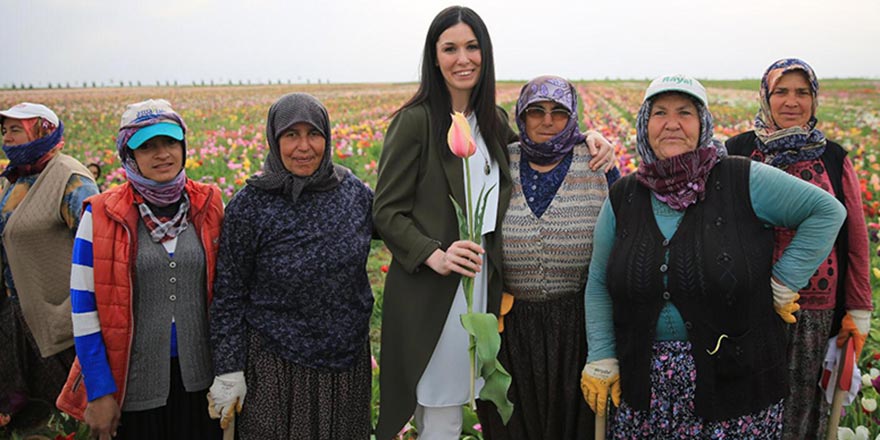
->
[725, 58, 872, 440]
[56, 99, 224, 440]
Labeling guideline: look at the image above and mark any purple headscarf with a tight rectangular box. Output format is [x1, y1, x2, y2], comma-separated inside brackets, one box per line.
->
[753, 58, 826, 168]
[514, 75, 585, 165]
[116, 107, 188, 207]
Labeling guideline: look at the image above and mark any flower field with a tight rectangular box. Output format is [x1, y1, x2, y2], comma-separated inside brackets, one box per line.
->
[1, 79, 879, 439]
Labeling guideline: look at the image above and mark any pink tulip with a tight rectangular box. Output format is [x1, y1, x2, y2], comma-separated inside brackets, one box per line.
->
[447, 112, 476, 158]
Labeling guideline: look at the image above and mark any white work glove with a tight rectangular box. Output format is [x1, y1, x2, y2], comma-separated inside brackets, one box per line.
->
[771, 277, 800, 324]
[580, 358, 621, 416]
[837, 309, 871, 358]
[847, 309, 871, 335]
[207, 371, 246, 429]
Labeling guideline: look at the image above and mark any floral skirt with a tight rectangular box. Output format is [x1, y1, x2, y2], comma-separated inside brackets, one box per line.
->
[782, 308, 834, 440]
[611, 341, 784, 439]
[238, 330, 372, 440]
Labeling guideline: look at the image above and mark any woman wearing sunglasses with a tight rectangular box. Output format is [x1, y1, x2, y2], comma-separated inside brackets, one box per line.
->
[476, 76, 609, 439]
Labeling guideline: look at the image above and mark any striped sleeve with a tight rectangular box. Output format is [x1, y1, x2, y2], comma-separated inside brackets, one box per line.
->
[71, 205, 117, 401]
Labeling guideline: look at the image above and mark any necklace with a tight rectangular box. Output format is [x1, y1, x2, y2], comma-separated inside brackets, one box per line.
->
[465, 113, 491, 176]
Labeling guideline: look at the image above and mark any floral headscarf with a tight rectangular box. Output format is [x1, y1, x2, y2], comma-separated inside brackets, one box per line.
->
[635, 87, 726, 211]
[753, 58, 826, 168]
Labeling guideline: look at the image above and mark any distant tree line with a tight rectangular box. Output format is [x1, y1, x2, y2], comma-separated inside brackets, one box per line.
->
[2, 78, 333, 90]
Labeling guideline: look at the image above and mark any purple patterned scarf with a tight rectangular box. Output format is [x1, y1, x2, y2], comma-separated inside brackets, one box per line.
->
[754, 58, 826, 168]
[117, 111, 188, 207]
[635, 92, 726, 211]
[514, 75, 585, 165]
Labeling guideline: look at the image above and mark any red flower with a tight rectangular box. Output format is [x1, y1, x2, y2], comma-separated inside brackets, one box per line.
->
[380, 265, 389, 273]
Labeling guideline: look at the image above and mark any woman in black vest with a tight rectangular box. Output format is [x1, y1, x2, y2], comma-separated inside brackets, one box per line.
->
[580, 74, 846, 439]
[726, 58, 872, 440]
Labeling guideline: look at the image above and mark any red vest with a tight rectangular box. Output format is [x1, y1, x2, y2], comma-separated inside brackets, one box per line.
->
[56, 180, 223, 419]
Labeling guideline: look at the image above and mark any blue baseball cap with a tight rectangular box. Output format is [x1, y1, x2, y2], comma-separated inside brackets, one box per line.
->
[127, 122, 184, 149]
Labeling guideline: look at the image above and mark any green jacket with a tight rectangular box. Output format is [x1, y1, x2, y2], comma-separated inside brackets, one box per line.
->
[373, 103, 515, 439]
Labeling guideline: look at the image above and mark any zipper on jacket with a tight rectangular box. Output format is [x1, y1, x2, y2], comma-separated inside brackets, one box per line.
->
[72, 372, 83, 393]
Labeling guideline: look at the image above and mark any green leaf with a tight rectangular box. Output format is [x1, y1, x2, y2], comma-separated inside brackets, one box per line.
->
[449, 195, 468, 241]
[472, 183, 496, 247]
[460, 312, 514, 424]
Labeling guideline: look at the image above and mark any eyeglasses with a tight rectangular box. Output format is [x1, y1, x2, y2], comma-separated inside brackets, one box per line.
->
[522, 106, 572, 122]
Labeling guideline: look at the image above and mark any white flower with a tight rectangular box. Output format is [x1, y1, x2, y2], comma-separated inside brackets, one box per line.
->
[856, 425, 870, 440]
[874, 432, 880, 440]
[839, 427, 854, 440]
[862, 397, 878, 412]
[871, 368, 880, 379]
[864, 373, 873, 387]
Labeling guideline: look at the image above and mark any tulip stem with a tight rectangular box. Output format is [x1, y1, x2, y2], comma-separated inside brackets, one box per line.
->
[465, 156, 474, 244]
[464, 156, 477, 411]
[470, 342, 476, 411]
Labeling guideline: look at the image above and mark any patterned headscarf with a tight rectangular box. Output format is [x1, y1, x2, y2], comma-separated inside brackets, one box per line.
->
[635, 91, 726, 211]
[753, 58, 826, 168]
[514, 75, 586, 165]
[1, 117, 64, 183]
[247, 93, 346, 203]
[116, 106, 188, 207]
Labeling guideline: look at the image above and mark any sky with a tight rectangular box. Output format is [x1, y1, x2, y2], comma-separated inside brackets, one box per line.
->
[3, 0, 879, 87]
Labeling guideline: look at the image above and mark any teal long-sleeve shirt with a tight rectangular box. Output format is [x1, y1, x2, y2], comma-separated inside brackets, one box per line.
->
[585, 161, 847, 362]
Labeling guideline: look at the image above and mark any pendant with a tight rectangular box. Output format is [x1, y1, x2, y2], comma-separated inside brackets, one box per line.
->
[484, 159, 490, 175]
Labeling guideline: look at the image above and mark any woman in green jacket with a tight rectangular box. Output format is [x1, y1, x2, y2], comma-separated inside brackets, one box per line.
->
[372, 7, 614, 439]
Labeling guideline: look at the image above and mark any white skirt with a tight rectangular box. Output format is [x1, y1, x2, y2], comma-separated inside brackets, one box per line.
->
[416, 258, 488, 407]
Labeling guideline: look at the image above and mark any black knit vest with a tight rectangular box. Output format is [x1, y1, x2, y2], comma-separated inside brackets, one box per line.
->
[607, 157, 788, 421]
[726, 131, 850, 338]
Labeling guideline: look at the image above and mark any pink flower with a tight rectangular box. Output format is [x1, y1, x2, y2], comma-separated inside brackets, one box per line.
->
[447, 112, 476, 158]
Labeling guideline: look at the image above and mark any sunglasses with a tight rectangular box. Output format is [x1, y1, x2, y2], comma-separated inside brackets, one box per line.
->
[522, 106, 572, 122]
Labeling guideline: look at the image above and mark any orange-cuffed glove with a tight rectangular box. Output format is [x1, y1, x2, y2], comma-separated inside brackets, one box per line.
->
[580, 358, 621, 415]
[837, 310, 871, 358]
[771, 277, 800, 324]
[498, 292, 514, 333]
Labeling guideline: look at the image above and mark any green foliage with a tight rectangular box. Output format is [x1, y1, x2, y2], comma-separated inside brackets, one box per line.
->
[460, 313, 514, 424]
